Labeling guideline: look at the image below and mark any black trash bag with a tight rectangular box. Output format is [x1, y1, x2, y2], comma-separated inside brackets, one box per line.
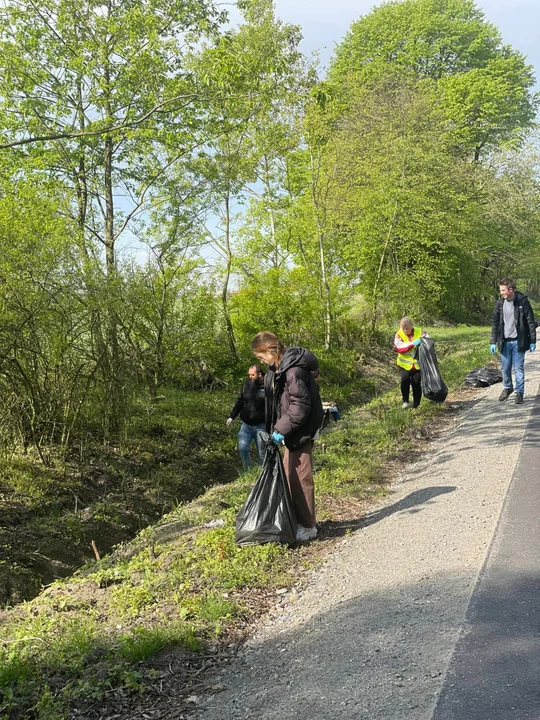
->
[464, 366, 503, 388]
[416, 337, 448, 403]
[235, 436, 297, 546]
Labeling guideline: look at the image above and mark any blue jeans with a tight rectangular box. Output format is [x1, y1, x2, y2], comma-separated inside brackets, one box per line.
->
[238, 422, 266, 470]
[500, 340, 525, 394]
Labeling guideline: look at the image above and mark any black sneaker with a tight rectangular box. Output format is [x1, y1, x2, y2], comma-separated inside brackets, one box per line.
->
[515, 392, 524, 405]
[499, 388, 513, 401]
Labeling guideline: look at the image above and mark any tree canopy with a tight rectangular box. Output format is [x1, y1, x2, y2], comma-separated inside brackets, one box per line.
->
[330, 0, 538, 158]
[0, 0, 537, 453]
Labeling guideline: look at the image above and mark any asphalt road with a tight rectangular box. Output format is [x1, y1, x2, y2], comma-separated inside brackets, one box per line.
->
[191, 358, 540, 720]
[432, 380, 540, 720]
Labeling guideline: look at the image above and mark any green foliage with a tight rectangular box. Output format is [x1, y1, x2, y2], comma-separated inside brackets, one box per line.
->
[195, 526, 289, 587]
[330, 0, 537, 157]
[0, 182, 94, 456]
[230, 266, 329, 349]
[0, 0, 533, 709]
[311, 1, 540, 325]
[118, 624, 203, 662]
[0, 0, 535, 707]
[306, 75, 482, 324]
[121, 259, 225, 390]
[332, 0, 501, 80]
[0, 0, 232, 436]
[0, 0, 533, 464]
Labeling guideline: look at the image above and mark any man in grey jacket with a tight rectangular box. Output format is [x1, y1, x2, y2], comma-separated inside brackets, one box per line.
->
[490, 278, 536, 404]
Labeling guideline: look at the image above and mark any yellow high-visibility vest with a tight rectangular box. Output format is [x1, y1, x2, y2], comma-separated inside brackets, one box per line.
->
[396, 327, 422, 371]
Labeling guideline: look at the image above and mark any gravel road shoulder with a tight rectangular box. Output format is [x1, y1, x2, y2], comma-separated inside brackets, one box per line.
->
[190, 360, 540, 720]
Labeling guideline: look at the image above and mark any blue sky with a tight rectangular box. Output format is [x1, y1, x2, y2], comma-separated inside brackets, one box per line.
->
[273, 0, 540, 83]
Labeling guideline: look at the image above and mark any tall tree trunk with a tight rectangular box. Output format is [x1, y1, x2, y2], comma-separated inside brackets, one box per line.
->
[155, 268, 167, 394]
[103, 62, 122, 434]
[75, 81, 91, 265]
[222, 193, 238, 360]
[269, 208, 279, 268]
[75, 79, 109, 436]
[370, 202, 399, 337]
[309, 148, 332, 350]
[318, 227, 332, 351]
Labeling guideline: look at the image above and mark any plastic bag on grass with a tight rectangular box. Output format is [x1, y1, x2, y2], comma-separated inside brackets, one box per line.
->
[464, 366, 502, 387]
[416, 337, 448, 403]
[235, 437, 297, 546]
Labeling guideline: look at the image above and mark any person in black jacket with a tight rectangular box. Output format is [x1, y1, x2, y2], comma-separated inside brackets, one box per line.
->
[490, 279, 536, 404]
[251, 331, 323, 543]
[227, 365, 266, 470]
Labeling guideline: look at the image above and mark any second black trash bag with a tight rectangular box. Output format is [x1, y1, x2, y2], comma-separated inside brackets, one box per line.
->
[417, 337, 448, 403]
[464, 366, 502, 387]
[235, 437, 297, 546]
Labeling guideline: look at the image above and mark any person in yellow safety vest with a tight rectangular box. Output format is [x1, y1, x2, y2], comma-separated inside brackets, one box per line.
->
[393, 317, 429, 409]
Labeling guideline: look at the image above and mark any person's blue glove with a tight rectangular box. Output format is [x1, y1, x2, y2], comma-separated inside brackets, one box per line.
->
[412, 338, 421, 347]
[271, 431, 285, 445]
[530, 344, 536, 352]
[490, 344, 497, 354]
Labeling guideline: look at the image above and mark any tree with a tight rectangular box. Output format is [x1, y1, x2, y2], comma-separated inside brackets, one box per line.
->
[0, 0, 224, 431]
[122, 184, 220, 394]
[0, 182, 97, 459]
[329, 0, 537, 159]
[230, 266, 328, 349]
[315, 74, 483, 324]
[186, 0, 311, 359]
[471, 138, 540, 303]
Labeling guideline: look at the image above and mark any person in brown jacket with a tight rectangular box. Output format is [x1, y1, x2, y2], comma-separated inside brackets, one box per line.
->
[251, 331, 323, 543]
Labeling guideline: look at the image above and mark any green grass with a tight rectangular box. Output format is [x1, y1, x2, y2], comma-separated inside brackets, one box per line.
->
[314, 325, 491, 505]
[0, 388, 242, 607]
[0, 325, 493, 719]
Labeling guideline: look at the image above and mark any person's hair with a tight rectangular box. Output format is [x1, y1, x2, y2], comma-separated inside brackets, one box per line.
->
[400, 316, 414, 332]
[249, 364, 263, 374]
[499, 278, 516, 290]
[251, 332, 285, 362]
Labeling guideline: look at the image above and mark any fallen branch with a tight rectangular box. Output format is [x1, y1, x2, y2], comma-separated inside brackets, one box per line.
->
[0, 636, 46, 645]
[91, 540, 101, 561]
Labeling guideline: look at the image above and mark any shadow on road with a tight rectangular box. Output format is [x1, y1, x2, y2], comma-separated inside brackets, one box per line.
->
[187, 383, 540, 720]
[360, 486, 456, 527]
[320, 486, 456, 539]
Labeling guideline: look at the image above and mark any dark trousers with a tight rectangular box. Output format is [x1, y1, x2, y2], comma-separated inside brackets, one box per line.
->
[399, 367, 422, 407]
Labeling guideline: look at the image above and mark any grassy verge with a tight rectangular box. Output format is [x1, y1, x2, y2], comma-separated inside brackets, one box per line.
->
[0, 326, 492, 720]
[0, 389, 241, 606]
